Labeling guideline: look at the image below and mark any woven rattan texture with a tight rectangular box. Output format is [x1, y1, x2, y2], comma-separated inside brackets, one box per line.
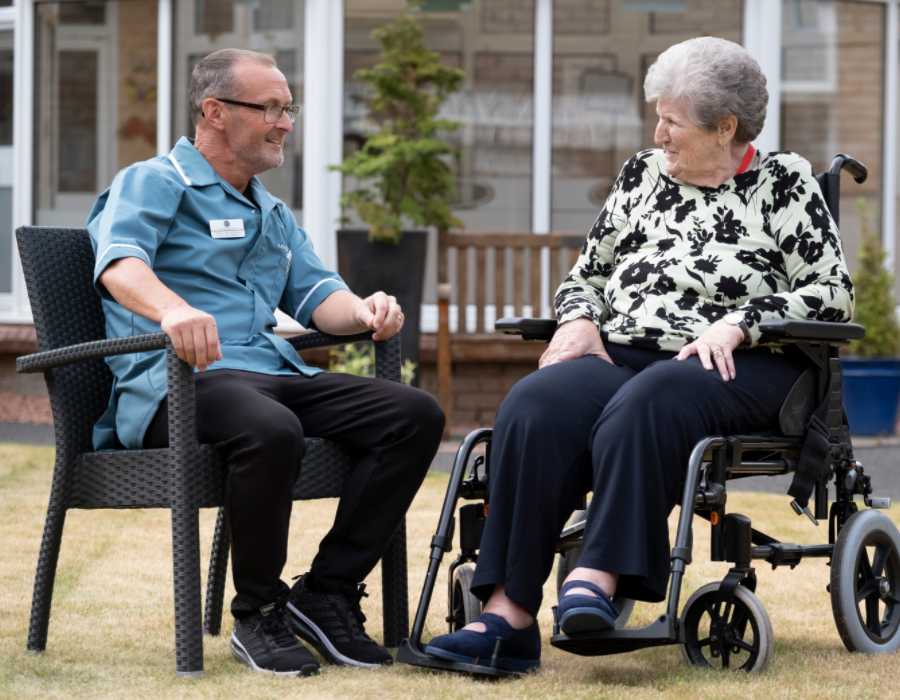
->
[72, 439, 354, 509]
[16, 226, 410, 673]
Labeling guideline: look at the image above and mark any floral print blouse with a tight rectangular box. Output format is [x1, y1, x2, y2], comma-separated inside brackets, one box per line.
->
[555, 149, 854, 351]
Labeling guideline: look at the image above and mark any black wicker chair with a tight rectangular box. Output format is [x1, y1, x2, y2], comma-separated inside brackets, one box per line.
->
[15, 226, 409, 676]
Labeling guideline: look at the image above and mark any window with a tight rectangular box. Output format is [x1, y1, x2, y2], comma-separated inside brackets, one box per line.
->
[780, 0, 885, 276]
[174, 0, 305, 219]
[345, 0, 535, 232]
[550, 0, 744, 231]
[33, 0, 158, 226]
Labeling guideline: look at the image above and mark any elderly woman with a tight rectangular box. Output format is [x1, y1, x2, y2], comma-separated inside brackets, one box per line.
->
[424, 37, 853, 673]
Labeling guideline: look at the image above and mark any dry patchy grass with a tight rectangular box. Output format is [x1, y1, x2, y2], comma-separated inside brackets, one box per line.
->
[2, 443, 899, 699]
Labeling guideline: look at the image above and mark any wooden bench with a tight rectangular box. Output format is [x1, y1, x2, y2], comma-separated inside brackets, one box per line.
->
[435, 231, 586, 426]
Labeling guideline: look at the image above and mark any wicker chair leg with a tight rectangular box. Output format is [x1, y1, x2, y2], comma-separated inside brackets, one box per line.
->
[380, 519, 409, 647]
[26, 505, 68, 652]
[171, 505, 204, 676]
[204, 507, 230, 636]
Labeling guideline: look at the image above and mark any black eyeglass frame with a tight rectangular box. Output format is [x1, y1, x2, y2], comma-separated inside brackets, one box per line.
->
[214, 97, 301, 124]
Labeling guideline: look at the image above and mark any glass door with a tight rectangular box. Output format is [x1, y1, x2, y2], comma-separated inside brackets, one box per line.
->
[0, 29, 13, 299]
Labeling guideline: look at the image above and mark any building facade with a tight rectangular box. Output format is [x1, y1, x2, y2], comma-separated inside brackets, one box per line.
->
[2, 0, 898, 330]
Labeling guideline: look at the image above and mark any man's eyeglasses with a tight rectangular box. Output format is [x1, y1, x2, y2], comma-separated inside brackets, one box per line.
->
[215, 98, 301, 124]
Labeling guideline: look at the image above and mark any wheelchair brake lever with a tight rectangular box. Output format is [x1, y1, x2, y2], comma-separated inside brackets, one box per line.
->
[790, 498, 819, 526]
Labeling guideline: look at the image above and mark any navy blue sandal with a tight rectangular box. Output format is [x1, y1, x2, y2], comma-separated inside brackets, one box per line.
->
[424, 612, 540, 673]
[556, 580, 619, 635]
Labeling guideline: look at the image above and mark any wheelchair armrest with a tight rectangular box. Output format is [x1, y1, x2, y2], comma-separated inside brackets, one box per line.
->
[758, 319, 864, 344]
[285, 330, 402, 383]
[495, 317, 558, 341]
[15, 332, 168, 373]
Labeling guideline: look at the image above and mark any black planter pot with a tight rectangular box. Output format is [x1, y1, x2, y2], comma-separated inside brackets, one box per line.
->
[337, 229, 427, 383]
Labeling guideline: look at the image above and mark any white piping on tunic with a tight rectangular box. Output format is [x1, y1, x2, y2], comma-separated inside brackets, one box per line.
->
[294, 278, 343, 320]
[97, 243, 152, 266]
[167, 153, 192, 186]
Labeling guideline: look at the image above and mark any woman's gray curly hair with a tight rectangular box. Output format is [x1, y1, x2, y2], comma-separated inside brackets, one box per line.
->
[644, 37, 768, 144]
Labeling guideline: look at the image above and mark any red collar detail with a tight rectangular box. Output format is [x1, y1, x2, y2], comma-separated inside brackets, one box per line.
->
[736, 144, 756, 175]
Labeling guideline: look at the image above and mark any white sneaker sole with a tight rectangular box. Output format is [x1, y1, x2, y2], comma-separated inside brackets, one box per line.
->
[229, 632, 319, 677]
[286, 602, 388, 669]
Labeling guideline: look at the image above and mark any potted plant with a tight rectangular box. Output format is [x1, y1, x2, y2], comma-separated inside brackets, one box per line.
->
[842, 202, 900, 436]
[335, 2, 464, 383]
[329, 342, 417, 386]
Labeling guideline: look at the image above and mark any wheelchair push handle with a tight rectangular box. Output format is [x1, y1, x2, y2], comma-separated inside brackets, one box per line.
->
[828, 154, 867, 184]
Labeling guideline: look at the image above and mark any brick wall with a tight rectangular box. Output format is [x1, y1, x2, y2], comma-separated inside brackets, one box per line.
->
[419, 354, 539, 430]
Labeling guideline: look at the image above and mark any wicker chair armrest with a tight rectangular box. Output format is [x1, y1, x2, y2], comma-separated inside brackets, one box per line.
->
[287, 331, 402, 383]
[16, 332, 168, 373]
[286, 329, 376, 351]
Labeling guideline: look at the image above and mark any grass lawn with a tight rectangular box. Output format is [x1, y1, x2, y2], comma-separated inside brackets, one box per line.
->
[2, 442, 899, 699]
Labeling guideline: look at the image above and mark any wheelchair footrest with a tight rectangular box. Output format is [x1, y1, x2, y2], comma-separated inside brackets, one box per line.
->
[395, 639, 526, 679]
[550, 617, 678, 657]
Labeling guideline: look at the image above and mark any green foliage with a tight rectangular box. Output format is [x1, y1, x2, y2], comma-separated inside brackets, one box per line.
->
[329, 342, 417, 385]
[335, 6, 464, 243]
[848, 200, 900, 358]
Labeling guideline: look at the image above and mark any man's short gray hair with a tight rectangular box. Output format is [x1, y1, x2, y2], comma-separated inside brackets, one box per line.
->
[189, 48, 276, 126]
[644, 37, 768, 143]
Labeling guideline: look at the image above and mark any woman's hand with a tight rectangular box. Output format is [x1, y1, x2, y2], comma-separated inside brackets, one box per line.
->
[675, 320, 746, 381]
[539, 318, 611, 369]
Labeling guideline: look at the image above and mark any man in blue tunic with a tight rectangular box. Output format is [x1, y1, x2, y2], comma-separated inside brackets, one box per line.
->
[88, 48, 444, 677]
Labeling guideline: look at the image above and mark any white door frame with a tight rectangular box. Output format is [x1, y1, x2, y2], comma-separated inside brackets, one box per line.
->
[9, 0, 31, 321]
[0, 23, 15, 315]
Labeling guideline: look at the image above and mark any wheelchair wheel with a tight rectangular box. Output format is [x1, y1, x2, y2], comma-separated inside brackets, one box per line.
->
[681, 582, 773, 672]
[555, 511, 635, 629]
[830, 509, 900, 653]
[449, 562, 482, 632]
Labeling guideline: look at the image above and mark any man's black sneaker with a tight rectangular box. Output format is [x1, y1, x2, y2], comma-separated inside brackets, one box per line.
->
[230, 602, 321, 676]
[286, 574, 392, 668]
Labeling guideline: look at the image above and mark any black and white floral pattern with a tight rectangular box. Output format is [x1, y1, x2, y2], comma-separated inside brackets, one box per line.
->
[555, 149, 854, 351]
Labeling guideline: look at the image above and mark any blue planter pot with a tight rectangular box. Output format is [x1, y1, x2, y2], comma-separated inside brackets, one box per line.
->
[841, 358, 900, 436]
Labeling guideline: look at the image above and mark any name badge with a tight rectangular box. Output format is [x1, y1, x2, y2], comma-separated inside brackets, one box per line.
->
[209, 219, 245, 239]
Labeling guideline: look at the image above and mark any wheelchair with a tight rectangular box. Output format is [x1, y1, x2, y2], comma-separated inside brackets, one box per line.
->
[397, 154, 900, 676]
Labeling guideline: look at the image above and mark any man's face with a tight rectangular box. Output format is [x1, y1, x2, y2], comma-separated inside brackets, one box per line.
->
[222, 60, 294, 177]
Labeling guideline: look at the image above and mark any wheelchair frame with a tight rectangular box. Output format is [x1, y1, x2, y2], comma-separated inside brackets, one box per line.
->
[397, 155, 900, 676]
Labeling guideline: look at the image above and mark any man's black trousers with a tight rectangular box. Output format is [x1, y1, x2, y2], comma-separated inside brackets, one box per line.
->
[144, 369, 444, 618]
[470, 343, 808, 615]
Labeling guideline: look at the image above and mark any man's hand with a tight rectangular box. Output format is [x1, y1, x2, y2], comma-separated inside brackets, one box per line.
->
[539, 318, 611, 369]
[160, 305, 222, 371]
[675, 320, 745, 381]
[356, 291, 404, 341]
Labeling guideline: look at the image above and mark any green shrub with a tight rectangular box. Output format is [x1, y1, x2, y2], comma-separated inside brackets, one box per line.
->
[848, 200, 900, 358]
[329, 342, 417, 385]
[335, 2, 464, 243]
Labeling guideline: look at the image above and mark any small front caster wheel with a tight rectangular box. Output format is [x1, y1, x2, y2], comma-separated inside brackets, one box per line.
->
[681, 582, 773, 672]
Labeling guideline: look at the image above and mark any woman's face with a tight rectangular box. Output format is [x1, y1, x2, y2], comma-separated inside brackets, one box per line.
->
[653, 98, 722, 183]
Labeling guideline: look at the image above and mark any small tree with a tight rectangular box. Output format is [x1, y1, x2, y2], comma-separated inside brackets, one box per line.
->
[336, 4, 464, 243]
[848, 201, 900, 358]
